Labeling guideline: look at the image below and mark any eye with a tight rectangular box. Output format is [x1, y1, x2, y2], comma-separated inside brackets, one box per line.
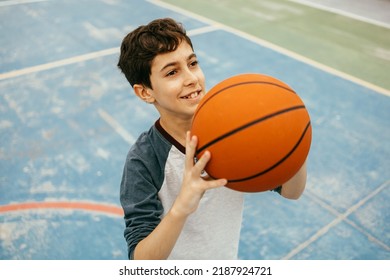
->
[166, 69, 177, 77]
[189, 60, 199, 67]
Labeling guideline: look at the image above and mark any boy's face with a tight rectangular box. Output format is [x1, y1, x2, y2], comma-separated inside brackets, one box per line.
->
[144, 41, 206, 123]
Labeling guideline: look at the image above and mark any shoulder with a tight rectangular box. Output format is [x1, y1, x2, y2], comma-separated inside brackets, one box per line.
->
[122, 124, 174, 189]
[127, 124, 171, 162]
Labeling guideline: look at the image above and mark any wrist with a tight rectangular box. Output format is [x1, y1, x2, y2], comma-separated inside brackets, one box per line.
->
[170, 201, 192, 220]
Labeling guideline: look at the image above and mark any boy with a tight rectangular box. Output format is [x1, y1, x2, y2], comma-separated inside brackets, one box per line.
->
[118, 18, 307, 260]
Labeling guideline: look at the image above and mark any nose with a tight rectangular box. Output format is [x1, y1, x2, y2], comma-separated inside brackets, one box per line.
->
[183, 67, 198, 86]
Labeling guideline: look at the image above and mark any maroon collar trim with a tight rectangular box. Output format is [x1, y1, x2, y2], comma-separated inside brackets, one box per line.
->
[155, 119, 186, 154]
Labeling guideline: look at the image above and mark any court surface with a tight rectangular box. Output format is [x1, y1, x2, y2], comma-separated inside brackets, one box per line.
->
[0, 0, 389, 260]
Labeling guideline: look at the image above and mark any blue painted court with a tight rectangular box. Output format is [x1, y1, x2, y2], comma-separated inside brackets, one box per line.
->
[0, 0, 389, 260]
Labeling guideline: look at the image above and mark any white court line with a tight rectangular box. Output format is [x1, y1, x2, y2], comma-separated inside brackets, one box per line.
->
[0, 26, 219, 82]
[287, 0, 390, 29]
[0, 0, 49, 7]
[0, 48, 119, 81]
[98, 109, 135, 145]
[187, 25, 221, 36]
[148, 0, 390, 98]
[219, 25, 390, 98]
[281, 180, 390, 259]
[304, 189, 390, 252]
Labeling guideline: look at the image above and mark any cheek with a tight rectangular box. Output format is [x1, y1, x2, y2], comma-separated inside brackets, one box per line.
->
[153, 80, 182, 100]
[196, 69, 206, 86]
[166, 80, 184, 95]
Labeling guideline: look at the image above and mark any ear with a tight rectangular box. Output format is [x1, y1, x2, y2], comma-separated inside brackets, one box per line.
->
[133, 84, 155, 104]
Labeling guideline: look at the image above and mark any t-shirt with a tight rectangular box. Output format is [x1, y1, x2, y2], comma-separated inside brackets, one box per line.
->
[120, 120, 244, 259]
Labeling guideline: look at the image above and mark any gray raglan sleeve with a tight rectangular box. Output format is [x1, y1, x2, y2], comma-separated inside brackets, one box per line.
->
[272, 185, 282, 194]
[119, 150, 164, 259]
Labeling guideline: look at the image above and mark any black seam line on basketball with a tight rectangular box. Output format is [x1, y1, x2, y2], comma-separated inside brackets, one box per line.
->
[196, 105, 306, 155]
[193, 81, 296, 120]
[227, 121, 311, 183]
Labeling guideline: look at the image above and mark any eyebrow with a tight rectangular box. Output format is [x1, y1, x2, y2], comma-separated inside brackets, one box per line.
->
[159, 53, 197, 72]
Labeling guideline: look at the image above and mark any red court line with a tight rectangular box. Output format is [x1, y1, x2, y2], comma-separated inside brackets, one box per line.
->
[0, 201, 124, 216]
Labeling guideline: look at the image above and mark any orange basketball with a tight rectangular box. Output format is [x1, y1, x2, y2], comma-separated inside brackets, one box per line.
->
[191, 73, 312, 192]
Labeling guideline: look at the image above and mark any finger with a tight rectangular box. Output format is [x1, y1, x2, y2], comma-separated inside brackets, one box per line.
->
[185, 131, 197, 169]
[193, 150, 210, 174]
[201, 168, 228, 188]
[206, 178, 228, 189]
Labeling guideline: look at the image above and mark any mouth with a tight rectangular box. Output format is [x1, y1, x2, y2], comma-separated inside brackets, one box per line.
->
[181, 90, 201, 100]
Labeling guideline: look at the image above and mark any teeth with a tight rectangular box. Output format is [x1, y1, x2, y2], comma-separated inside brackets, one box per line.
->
[183, 91, 199, 99]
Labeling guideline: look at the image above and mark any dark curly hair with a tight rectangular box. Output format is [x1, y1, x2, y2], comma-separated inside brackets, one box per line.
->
[117, 18, 194, 89]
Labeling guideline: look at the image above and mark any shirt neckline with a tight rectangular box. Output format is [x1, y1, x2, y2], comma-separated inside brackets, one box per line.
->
[155, 119, 186, 154]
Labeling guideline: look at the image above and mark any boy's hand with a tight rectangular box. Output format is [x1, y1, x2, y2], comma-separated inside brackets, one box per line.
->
[171, 131, 227, 218]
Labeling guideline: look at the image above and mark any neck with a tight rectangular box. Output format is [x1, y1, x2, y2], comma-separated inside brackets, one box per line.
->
[159, 117, 192, 147]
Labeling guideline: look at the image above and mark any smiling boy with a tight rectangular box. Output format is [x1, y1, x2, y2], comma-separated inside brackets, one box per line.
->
[117, 18, 307, 260]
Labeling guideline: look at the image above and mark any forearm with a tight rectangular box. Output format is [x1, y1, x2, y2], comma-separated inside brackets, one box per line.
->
[281, 161, 307, 200]
[133, 208, 188, 260]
